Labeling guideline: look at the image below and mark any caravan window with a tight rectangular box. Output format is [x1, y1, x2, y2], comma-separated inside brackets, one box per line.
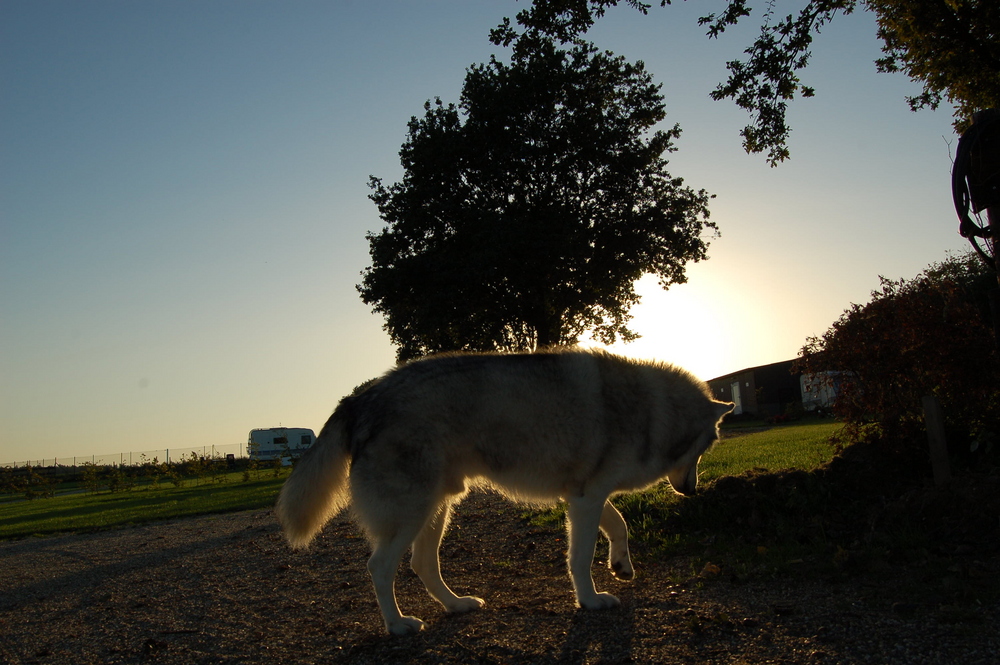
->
[274, 437, 288, 445]
[301, 435, 311, 446]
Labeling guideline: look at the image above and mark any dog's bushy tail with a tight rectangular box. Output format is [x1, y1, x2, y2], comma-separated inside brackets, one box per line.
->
[275, 408, 352, 549]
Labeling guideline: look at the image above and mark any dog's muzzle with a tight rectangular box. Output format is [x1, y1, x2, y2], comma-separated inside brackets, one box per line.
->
[667, 463, 698, 496]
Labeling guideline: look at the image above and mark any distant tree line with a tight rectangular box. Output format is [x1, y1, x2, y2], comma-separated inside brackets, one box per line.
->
[0, 454, 285, 501]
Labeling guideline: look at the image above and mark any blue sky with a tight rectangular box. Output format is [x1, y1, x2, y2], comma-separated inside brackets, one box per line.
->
[1, 1, 968, 464]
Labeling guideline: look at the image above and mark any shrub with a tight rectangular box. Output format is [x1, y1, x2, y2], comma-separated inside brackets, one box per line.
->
[1, 466, 26, 496]
[24, 465, 54, 500]
[796, 252, 999, 459]
[208, 457, 229, 484]
[81, 461, 102, 494]
[106, 465, 136, 493]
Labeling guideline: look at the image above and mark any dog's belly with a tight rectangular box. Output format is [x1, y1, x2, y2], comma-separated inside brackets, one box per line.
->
[455, 439, 602, 503]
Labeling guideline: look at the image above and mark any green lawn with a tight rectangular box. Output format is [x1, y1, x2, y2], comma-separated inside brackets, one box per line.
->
[515, 420, 841, 528]
[606, 420, 842, 552]
[704, 420, 842, 481]
[0, 470, 290, 540]
[1, 420, 843, 541]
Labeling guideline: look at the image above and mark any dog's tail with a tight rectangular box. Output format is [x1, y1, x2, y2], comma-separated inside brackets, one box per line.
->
[275, 406, 353, 550]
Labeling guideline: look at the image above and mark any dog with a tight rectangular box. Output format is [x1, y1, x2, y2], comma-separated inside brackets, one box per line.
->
[276, 348, 733, 634]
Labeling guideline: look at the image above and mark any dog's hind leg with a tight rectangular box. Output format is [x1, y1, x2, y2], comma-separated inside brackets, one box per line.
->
[600, 500, 634, 580]
[355, 475, 435, 635]
[566, 495, 621, 610]
[411, 498, 486, 614]
[367, 528, 427, 635]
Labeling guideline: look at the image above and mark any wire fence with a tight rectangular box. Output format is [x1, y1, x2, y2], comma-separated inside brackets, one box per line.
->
[1, 443, 247, 469]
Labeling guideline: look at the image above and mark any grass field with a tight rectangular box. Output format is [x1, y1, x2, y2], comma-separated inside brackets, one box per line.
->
[609, 420, 842, 548]
[0, 420, 842, 541]
[706, 420, 842, 481]
[0, 470, 290, 540]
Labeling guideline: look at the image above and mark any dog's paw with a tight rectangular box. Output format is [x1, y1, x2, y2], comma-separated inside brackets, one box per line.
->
[387, 616, 426, 635]
[610, 558, 634, 580]
[446, 596, 486, 613]
[579, 592, 621, 610]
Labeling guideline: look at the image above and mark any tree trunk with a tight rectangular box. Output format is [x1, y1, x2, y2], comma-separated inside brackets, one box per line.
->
[989, 206, 999, 350]
[532, 309, 564, 350]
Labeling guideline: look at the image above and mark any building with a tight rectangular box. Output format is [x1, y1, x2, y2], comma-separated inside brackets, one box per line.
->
[800, 371, 848, 411]
[707, 359, 803, 417]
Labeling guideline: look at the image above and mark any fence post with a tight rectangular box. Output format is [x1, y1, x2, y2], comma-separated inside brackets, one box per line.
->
[922, 395, 952, 486]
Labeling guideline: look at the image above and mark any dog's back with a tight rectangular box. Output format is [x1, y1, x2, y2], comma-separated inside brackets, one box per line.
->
[347, 348, 715, 502]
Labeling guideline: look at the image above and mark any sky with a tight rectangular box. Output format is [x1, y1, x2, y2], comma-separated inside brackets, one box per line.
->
[1, 1, 971, 465]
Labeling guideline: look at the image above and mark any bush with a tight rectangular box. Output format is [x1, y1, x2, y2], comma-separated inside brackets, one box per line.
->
[106, 466, 136, 493]
[796, 252, 999, 459]
[1, 466, 26, 496]
[81, 462, 102, 494]
[24, 465, 54, 500]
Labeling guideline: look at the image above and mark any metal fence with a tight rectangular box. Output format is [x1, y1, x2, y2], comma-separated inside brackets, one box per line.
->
[1, 443, 247, 469]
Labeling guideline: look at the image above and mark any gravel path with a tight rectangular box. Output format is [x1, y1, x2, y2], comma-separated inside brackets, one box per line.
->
[1, 490, 997, 664]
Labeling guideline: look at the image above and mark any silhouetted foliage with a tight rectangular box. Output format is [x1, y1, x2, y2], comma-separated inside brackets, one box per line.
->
[796, 252, 999, 456]
[24, 465, 54, 500]
[504, 0, 1000, 165]
[0, 466, 26, 495]
[361, 36, 714, 361]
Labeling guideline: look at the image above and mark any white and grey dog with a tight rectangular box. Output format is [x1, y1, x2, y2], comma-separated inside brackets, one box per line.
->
[276, 348, 733, 635]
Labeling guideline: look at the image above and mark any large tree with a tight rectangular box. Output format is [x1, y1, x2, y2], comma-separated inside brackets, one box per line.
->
[360, 37, 714, 361]
[497, 0, 1000, 165]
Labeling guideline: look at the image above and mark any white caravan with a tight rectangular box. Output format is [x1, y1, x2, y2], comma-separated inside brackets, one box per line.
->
[247, 427, 315, 464]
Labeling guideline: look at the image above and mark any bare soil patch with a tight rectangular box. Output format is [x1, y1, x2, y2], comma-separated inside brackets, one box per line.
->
[2, 463, 998, 664]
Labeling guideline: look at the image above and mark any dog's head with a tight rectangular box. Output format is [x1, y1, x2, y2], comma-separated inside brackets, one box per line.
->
[666, 400, 734, 496]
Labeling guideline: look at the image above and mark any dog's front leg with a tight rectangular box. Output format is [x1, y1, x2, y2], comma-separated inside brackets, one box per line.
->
[566, 495, 621, 610]
[600, 499, 634, 580]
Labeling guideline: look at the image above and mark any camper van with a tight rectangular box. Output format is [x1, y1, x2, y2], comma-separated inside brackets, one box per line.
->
[247, 427, 315, 464]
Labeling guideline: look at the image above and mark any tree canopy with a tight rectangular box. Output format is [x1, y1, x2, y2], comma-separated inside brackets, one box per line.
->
[498, 0, 1000, 165]
[360, 37, 714, 361]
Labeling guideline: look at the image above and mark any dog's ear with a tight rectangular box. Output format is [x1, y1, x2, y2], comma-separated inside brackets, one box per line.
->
[712, 401, 735, 419]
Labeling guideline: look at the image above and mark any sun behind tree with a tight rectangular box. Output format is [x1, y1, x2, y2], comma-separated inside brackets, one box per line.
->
[360, 35, 715, 361]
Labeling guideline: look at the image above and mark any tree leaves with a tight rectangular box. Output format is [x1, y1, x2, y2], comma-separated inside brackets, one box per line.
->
[870, 0, 1000, 134]
[795, 252, 999, 451]
[360, 36, 714, 360]
[510, 0, 1000, 163]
